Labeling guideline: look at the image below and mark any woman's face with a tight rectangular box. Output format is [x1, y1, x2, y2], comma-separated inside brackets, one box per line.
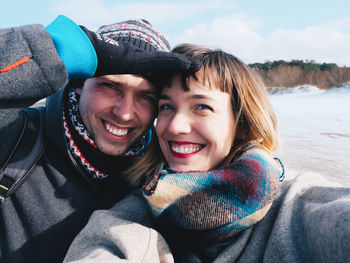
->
[156, 74, 235, 172]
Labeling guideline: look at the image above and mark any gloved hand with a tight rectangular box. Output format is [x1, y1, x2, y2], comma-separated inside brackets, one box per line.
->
[46, 15, 201, 78]
[80, 26, 201, 77]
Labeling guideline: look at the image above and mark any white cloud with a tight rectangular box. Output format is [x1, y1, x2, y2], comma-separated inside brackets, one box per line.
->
[173, 15, 350, 66]
[171, 14, 262, 59]
[325, 17, 350, 32]
[260, 22, 350, 66]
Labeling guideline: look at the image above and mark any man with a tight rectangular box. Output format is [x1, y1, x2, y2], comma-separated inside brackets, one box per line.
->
[0, 15, 199, 263]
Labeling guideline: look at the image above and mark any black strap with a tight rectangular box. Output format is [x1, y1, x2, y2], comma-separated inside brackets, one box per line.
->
[0, 107, 46, 205]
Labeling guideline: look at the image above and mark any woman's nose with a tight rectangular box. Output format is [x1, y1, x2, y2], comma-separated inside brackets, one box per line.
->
[166, 113, 192, 135]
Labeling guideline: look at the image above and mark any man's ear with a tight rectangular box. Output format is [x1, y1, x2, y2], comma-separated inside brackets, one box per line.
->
[68, 78, 86, 95]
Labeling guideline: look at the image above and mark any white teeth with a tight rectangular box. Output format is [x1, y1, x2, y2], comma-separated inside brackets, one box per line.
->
[171, 144, 201, 154]
[105, 122, 128, 136]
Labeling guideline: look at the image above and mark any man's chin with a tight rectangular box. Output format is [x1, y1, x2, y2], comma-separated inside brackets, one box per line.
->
[96, 143, 129, 156]
[95, 132, 146, 156]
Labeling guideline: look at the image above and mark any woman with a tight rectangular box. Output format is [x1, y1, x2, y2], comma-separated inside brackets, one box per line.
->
[64, 44, 284, 263]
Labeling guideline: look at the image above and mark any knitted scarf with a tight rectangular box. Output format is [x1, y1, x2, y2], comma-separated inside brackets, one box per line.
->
[142, 145, 283, 248]
[63, 86, 151, 180]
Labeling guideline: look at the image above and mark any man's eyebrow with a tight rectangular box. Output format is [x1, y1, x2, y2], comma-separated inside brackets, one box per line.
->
[100, 78, 122, 87]
[101, 77, 157, 94]
[138, 89, 157, 95]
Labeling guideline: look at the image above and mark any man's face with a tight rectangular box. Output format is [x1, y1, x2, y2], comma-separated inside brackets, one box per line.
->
[76, 74, 157, 156]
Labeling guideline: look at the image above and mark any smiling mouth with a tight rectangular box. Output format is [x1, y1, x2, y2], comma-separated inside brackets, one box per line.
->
[170, 142, 204, 155]
[104, 121, 131, 137]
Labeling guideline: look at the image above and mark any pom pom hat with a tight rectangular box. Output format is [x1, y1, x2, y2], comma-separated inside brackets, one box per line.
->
[97, 19, 171, 52]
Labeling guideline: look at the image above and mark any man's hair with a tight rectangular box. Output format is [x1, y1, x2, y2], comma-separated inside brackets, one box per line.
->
[124, 43, 279, 187]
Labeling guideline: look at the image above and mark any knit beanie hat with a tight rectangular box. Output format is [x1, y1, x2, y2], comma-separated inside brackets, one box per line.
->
[96, 19, 170, 52]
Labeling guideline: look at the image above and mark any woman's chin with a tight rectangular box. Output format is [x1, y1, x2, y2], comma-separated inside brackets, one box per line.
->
[169, 163, 209, 173]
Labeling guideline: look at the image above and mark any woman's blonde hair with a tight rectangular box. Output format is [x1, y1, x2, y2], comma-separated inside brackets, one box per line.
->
[123, 43, 279, 187]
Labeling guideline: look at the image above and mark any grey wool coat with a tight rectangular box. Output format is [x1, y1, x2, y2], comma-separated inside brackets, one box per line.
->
[64, 172, 350, 263]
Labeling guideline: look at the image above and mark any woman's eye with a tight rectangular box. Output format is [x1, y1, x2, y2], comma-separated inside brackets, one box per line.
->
[159, 104, 173, 111]
[195, 104, 213, 111]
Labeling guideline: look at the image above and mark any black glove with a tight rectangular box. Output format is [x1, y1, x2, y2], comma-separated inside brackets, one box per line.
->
[80, 26, 201, 77]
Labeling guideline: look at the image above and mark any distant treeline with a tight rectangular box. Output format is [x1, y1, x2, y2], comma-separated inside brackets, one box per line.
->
[249, 60, 337, 73]
[249, 60, 350, 89]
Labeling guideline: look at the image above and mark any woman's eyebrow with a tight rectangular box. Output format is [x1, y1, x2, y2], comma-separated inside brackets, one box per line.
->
[159, 93, 214, 100]
[159, 94, 171, 100]
[190, 94, 213, 100]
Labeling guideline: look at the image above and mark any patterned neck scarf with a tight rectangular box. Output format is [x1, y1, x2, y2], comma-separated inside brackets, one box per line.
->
[63, 86, 151, 180]
[143, 146, 283, 248]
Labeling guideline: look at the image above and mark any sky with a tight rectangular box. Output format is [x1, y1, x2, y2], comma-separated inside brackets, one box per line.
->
[1, 0, 350, 66]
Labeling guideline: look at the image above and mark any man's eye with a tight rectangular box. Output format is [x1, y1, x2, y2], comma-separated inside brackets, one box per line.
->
[100, 82, 115, 88]
[159, 104, 173, 111]
[195, 104, 213, 111]
[140, 95, 155, 102]
[100, 83, 124, 95]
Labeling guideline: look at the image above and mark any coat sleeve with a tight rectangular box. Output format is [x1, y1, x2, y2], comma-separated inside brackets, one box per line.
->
[63, 192, 174, 263]
[210, 172, 350, 263]
[274, 172, 350, 263]
[0, 24, 68, 108]
[0, 24, 68, 164]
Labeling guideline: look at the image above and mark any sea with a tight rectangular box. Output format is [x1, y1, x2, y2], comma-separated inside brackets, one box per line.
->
[269, 83, 350, 186]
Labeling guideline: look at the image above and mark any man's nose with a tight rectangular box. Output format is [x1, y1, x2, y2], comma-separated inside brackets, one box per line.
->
[112, 95, 135, 122]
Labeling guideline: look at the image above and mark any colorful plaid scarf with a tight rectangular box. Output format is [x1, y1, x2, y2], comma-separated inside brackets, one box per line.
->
[143, 145, 283, 247]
